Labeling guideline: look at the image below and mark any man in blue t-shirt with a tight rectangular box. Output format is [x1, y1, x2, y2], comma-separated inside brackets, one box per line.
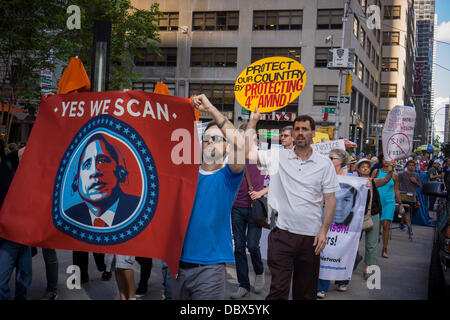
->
[172, 94, 245, 300]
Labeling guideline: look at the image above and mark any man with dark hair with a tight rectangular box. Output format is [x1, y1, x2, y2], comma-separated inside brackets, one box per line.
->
[280, 126, 294, 150]
[245, 110, 339, 300]
[398, 160, 420, 235]
[67, 133, 139, 227]
[172, 94, 245, 300]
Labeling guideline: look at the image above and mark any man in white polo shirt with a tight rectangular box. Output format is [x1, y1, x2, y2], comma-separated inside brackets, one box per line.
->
[245, 109, 339, 300]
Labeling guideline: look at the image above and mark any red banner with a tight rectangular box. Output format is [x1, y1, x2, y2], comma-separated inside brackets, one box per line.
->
[0, 90, 199, 275]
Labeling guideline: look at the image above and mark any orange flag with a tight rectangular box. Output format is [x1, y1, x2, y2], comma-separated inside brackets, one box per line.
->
[57, 57, 91, 94]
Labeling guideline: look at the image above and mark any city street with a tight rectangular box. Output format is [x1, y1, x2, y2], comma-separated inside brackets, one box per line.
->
[16, 219, 434, 300]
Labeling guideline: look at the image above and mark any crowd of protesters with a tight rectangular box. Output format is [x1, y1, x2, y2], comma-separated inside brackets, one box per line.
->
[0, 95, 449, 300]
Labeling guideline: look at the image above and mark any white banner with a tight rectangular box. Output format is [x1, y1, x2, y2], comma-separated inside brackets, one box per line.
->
[312, 139, 346, 156]
[319, 175, 368, 280]
[382, 105, 416, 161]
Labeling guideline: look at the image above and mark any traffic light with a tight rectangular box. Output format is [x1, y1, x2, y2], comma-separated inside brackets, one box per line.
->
[364, 137, 376, 146]
[345, 75, 352, 95]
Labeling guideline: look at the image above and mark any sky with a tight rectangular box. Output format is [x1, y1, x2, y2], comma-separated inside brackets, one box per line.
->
[433, 0, 450, 143]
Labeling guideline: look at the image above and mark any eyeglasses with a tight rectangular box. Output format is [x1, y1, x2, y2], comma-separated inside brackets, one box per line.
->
[202, 135, 226, 143]
[280, 134, 291, 138]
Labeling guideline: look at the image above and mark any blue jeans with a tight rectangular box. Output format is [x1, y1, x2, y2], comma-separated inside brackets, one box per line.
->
[318, 279, 349, 292]
[161, 261, 172, 299]
[231, 206, 264, 291]
[0, 239, 32, 300]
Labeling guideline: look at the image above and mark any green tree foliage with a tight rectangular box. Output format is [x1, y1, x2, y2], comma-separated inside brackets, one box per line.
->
[0, 0, 161, 143]
[58, 0, 161, 90]
[443, 142, 450, 158]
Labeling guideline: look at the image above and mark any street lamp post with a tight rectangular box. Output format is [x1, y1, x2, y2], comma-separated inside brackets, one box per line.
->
[91, 20, 111, 92]
[334, 0, 350, 139]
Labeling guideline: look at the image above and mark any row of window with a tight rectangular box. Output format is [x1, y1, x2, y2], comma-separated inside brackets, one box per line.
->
[135, 47, 303, 67]
[353, 55, 378, 96]
[131, 81, 380, 113]
[156, 9, 347, 31]
[353, 16, 380, 71]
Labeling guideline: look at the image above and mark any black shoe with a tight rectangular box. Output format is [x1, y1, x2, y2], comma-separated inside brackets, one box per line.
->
[135, 286, 147, 298]
[81, 275, 89, 284]
[101, 271, 112, 281]
[353, 253, 363, 271]
[40, 290, 58, 300]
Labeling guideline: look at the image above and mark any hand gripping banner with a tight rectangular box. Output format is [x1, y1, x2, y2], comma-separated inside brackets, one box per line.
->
[0, 90, 199, 275]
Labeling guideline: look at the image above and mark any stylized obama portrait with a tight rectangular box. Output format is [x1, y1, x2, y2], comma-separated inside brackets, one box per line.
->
[65, 133, 140, 228]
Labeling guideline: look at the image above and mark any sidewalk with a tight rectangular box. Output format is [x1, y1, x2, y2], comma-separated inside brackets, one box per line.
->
[16, 222, 433, 300]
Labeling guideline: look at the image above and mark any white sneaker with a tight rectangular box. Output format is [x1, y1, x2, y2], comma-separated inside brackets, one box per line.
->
[254, 273, 265, 293]
[317, 291, 326, 299]
[230, 287, 249, 299]
[337, 284, 348, 292]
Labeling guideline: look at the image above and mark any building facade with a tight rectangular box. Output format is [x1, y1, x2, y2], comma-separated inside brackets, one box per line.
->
[413, 0, 435, 143]
[130, 0, 424, 151]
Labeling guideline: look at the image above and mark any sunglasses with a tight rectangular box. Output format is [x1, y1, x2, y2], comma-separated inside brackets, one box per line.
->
[329, 157, 340, 161]
[202, 134, 226, 143]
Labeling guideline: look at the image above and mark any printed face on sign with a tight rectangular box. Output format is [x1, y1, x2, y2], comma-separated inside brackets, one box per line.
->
[78, 138, 119, 202]
[52, 115, 159, 245]
[334, 183, 357, 226]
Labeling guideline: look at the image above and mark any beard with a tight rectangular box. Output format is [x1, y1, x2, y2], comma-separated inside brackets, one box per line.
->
[202, 144, 225, 165]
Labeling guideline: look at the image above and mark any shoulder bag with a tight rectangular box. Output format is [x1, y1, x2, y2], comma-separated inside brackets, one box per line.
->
[245, 167, 270, 229]
[362, 179, 374, 231]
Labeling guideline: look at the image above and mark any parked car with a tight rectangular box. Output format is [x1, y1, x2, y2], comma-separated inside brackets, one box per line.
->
[422, 181, 450, 299]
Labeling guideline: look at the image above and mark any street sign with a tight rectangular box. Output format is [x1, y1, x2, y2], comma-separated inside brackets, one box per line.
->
[328, 96, 349, 104]
[322, 107, 336, 114]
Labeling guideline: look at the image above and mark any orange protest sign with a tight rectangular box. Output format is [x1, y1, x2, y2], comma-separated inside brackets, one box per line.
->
[234, 56, 306, 113]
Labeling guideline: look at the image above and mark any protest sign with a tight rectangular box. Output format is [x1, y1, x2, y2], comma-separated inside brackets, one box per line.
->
[311, 139, 346, 156]
[234, 56, 306, 113]
[0, 90, 199, 275]
[382, 105, 416, 161]
[319, 175, 368, 280]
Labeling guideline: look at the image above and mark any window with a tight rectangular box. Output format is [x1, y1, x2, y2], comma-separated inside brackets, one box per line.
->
[353, 54, 358, 74]
[133, 82, 175, 95]
[253, 10, 303, 30]
[358, 61, 364, 81]
[193, 11, 239, 31]
[317, 9, 343, 29]
[382, 57, 399, 71]
[189, 83, 235, 113]
[157, 12, 179, 31]
[251, 47, 301, 63]
[191, 48, 237, 67]
[365, 69, 370, 87]
[381, 58, 398, 72]
[313, 85, 338, 105]
[353, 17, 359, 38]
[367, 39, 372, 58]
[135, 47, 177, 67]
[383, 31, 400, 45]
[371, 46, 376, 64]
[314, 47, 332, 67]
[359, 25, 366, 49]
[384, 5, 401, 19]
[370, 75, 375, 93]
[380, 84, 397, 97]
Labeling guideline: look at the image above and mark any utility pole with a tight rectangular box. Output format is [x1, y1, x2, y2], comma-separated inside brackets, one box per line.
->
[334, 1, 350, 140]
